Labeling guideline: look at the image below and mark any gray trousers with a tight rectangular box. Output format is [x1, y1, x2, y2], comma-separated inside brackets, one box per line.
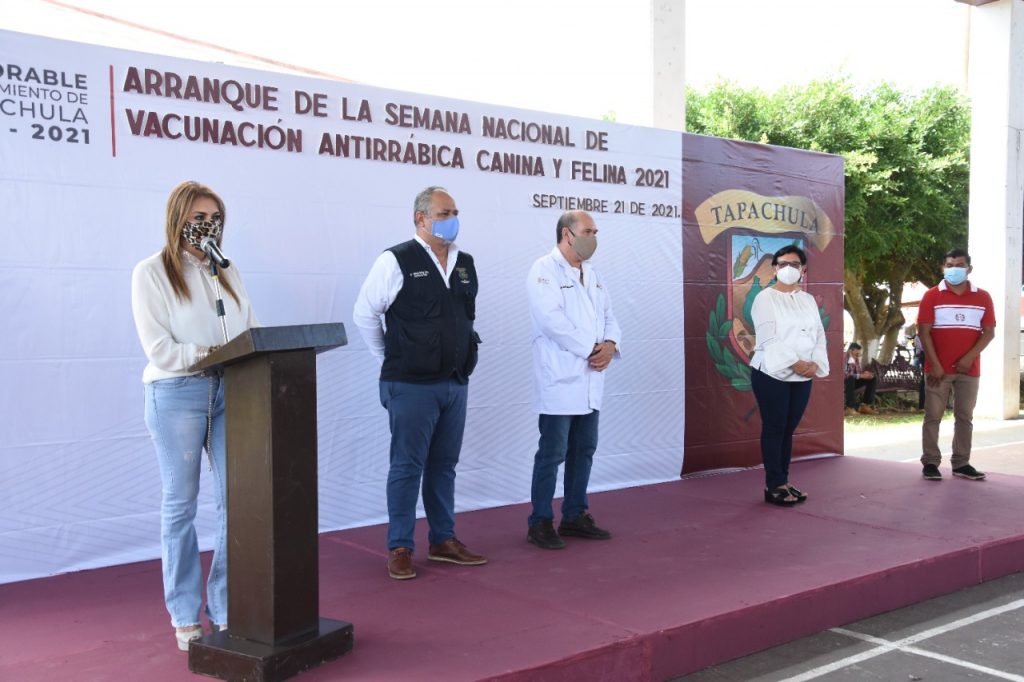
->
[920, 374, 980, 469]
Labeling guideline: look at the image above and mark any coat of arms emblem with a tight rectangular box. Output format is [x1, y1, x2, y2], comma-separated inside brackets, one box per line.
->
[696, 190, 835, 392]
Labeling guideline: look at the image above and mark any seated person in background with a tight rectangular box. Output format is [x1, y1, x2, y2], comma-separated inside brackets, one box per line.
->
[844, 342, 877, 416]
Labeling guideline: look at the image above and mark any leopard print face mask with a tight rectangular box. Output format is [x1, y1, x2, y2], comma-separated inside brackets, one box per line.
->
[182, 218, 223, 251]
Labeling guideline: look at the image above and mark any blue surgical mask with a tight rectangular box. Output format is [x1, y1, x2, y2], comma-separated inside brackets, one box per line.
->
[943, 266, 967, 286]
[431, 215, 459, 242]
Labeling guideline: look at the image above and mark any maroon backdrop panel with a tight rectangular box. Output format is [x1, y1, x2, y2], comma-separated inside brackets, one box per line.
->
[682, 134, 845, 475]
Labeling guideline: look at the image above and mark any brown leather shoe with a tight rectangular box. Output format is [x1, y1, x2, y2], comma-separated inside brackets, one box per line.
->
[387, 547, 416, 580]
[858, 404, 877, 415]
[427, 537, 487, 566]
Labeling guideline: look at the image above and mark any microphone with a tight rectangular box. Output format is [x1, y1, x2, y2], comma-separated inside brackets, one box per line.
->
[200, 236, 231, 269]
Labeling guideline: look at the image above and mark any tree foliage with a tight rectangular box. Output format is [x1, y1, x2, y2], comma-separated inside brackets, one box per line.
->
[686, 78, 970, 361]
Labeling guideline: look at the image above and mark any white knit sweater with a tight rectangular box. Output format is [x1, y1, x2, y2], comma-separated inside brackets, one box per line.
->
[131, 250, 259, 383]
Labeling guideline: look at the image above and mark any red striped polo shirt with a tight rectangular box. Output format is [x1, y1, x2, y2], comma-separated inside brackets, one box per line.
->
[917, 280, 996, 377]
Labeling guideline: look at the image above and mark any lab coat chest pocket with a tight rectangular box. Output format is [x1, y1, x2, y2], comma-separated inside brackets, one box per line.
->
[591, 282, 605, 329]
[560, 278, 586, 322]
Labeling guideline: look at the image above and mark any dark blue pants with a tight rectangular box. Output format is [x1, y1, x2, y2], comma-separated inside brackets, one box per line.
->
[528, 411, 600, 528]
[750, 368, 812, 490]
[379, 379, 467, 551]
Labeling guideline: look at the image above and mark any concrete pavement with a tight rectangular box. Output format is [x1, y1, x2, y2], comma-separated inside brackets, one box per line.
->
[845, 412, 1024, 477]
[674, 571, 1024, 682]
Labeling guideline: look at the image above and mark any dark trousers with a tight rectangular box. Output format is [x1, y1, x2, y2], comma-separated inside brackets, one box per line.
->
[528, 411, 600, 528]
[379, 379, 468, 551]
[844, 376, 877, 408]
[750, 368, 813, 490]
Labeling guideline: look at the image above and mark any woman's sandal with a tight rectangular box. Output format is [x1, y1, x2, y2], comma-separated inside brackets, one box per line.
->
[786, 485, 808, 503]
[764, 487, 798, 506]
[175, 625, 203, 651]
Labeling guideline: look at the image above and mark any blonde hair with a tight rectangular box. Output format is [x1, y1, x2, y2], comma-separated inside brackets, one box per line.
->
[160, 180, 239, 305]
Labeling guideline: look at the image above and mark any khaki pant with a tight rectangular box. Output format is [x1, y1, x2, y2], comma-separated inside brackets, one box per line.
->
[921, 373, 980, 469]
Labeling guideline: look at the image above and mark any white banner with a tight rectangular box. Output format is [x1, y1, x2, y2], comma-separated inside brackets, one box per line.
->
[0, 29, 683, 583]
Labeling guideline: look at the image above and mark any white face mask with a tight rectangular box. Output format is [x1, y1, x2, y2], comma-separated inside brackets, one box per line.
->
[776, 265, 802, 286]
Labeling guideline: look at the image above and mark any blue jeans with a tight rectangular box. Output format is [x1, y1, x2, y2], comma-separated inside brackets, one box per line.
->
[750, 368, 812, 490]
[144, 375, 227, 628]
[380, 379, 467, 551]
[528, 411, 600, 528]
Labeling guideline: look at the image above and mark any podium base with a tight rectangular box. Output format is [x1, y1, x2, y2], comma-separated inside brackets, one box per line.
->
[188, 618, 354, 682]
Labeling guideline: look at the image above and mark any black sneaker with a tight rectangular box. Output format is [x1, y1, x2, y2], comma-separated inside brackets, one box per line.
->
[952, 464, 986, 481]
[922, 464, 942, 481]
[527, 519, 566, 549]
[558, 512, 611, 540]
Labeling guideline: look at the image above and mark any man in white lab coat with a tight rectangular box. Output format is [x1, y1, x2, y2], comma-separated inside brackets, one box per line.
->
[525, 210, 621, 550]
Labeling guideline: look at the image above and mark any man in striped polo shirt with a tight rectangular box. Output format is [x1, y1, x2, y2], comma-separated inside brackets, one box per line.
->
[917, 248, 996, 481]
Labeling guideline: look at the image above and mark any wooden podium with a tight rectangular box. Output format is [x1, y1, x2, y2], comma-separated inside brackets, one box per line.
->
[188, 323, 354, 682]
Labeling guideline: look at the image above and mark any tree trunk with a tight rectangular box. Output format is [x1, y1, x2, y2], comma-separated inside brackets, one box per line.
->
[875, 273, 909, 364]
[846, 267, 911, 364]
[844, 269, 876, 352]
[878, 325, 903, 364]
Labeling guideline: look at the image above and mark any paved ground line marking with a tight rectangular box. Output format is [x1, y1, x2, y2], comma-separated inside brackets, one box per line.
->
[778, 600, 1024, 682]
[888, 598, 1024, 647]
[776, 644, 895, 682]
[835, 629, 1024, 681]
[902, 645, 1024, 682]
[973, 439, 1024, 450]
[830, 628, 892, 646]
[890, 439, 1024, 463]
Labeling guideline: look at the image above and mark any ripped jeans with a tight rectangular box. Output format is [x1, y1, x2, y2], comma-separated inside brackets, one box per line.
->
[144, 375, 227, 628]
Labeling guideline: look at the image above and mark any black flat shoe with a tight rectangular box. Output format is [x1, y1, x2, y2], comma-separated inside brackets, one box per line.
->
[558, 513, 611, 540]
[527, 519, 566, 549]
[785, 485, 808, 502]
[764, 487, 798, 506]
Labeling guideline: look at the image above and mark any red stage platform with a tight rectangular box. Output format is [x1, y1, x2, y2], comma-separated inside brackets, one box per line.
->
[2, 457, 1022, 682]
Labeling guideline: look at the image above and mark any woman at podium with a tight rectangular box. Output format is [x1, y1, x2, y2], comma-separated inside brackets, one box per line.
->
[130, 180, 259, 651]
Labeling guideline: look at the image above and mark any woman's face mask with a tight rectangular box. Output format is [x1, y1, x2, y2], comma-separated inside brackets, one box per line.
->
[182, 218, 223, 251]
[775, 261, 803, 285]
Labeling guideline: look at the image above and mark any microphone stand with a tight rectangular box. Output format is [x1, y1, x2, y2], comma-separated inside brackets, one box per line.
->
[208, 259, 230, 346]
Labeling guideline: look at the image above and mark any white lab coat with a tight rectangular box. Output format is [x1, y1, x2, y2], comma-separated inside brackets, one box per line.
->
[526, 247, 622, 415]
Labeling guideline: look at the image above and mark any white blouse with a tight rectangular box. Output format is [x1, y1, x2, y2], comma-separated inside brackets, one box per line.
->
[131, 250, 259, 383]
[749, 287, 829, 382]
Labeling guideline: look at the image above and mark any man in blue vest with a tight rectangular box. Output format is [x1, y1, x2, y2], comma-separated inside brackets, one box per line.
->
[353, 186, 486, 580]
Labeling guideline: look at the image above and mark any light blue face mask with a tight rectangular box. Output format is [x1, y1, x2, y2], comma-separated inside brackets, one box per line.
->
[431, 215, 460, 242]
[943, 266, 968, 286]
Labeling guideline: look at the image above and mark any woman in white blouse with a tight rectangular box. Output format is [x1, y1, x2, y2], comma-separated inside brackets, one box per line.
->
[131, 181, 259, 650]
[749, 245, 829, 506]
